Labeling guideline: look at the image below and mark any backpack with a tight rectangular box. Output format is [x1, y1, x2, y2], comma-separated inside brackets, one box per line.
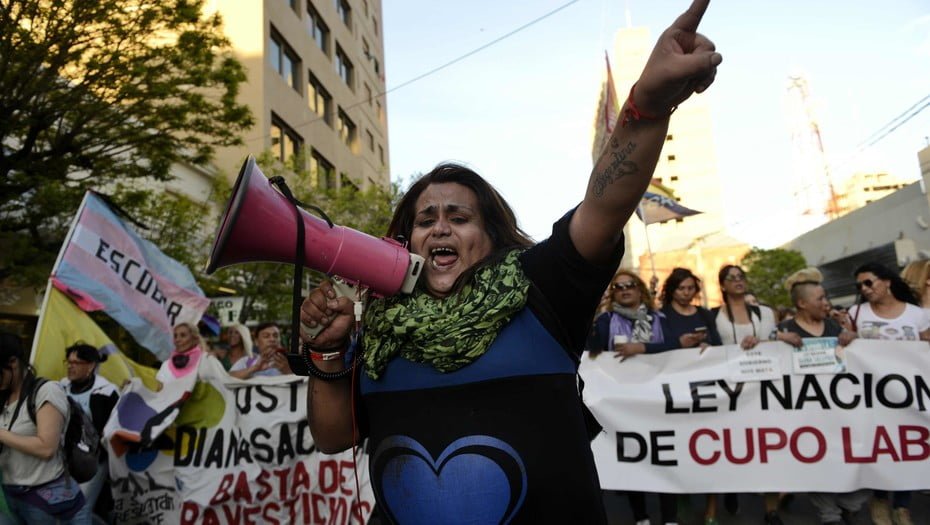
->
[27, 378, 100, 483]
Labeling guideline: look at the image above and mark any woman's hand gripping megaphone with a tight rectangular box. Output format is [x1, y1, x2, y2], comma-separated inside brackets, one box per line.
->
[300, 278, 364, 350]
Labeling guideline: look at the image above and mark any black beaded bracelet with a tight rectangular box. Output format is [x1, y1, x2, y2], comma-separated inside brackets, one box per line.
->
[301, 341, 357, 381]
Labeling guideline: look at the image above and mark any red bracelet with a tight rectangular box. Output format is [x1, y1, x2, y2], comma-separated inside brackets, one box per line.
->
[308, 349, 345, 361]
[620, 83, 676, 128]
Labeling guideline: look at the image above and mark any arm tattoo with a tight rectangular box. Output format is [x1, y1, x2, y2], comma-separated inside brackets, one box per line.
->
[592, 139, 638, 197]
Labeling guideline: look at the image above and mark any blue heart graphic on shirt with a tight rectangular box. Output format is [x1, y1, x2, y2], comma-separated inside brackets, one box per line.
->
[373, 435, 527, 524]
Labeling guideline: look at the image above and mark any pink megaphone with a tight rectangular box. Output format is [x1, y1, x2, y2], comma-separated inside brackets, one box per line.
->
[205, 156, 423, 297]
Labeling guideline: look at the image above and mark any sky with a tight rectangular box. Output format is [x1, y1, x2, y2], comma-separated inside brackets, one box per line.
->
[380, 0, 930, 248]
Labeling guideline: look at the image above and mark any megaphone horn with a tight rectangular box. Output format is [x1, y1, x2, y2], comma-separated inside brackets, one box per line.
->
[205, 156, 423, 297]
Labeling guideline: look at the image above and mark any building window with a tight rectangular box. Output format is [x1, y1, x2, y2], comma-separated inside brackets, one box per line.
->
[372, 15, 378, 36]
[670, 175, 679, 182]
[307, 71, 332, 125]
[336, 108, 356, 150]
[269, 28, 301, 92]
[667, 154, 676, 161]
[666, 134, 674, 141]
[364, 83, 372, 106]
[376, 100, 384, 125]
[335, 45, 353, 89]
[270, 114, 302, 163]
[340, 173, 359, 192]
[335, 0, 350, 27]
[311, 150, 336, 189]
[286, 0, 298, 12]
[362, 0, 369, 16]
[378, 145, 384, 166]
[366, 130, 374, 151]
[306, 3, 329, 54]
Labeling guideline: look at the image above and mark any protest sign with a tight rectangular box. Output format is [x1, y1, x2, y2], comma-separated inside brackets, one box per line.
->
[581, 340, 930, 493]
[106, 360, 374, 524]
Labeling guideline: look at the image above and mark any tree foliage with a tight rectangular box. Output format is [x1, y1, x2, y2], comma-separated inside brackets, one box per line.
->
[741, 247, 808, 308]
[0, 0, 253, 286]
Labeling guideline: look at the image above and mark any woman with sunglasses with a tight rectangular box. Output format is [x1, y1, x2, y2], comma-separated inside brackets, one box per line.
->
[848, 262, 928, 525]
[714, 265, 799, 350]
[659, 268, 721, 350]
[710, 265, 800, 525]
[588, 269, 675, 525]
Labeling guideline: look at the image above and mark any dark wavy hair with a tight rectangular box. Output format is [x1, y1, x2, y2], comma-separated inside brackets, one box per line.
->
[718, 264, 757, 328]
[660, 267, 701, 308]
[854, 262, 918, 305]
[388, 163, 534, 293]
[0, 332, 37, 403]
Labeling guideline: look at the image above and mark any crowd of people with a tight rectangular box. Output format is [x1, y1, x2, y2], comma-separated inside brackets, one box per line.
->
[0, 317, 295, 524]
[587, 259, 930, 525]
[0, 0, 925, 523]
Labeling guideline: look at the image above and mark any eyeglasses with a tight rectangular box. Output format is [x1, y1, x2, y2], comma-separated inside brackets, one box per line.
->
[855, 279, 874, 290]
[612, 282, 637, 291]
[724, 274, 746, 282]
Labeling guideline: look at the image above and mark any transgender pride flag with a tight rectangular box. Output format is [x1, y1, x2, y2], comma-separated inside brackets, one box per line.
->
[53, 191, 209, 360]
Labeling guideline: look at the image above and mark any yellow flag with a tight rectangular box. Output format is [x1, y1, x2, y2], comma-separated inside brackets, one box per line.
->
[34, 287, 159, 390]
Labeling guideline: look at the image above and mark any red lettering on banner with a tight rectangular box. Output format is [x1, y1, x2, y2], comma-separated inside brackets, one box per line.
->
[843, 426, 929, 463]
[234, 471, 254, 503]
[352, 501, 372, 524]
[872, 426, 901, 461]
[180, 501, 199, 525]
[689, 428, 720, 465]
[758, 427, 787, 463]
[339, 461, 355, 496]
[302, 492, 313, 525]
[262, 502, 282, 525]
[221, 504, 242, 525]
[722, 428, 754, 464]
[256, 469, 272, 500]
[789, 426, 826, 463]
[210, 474, 234, 505]
[320, 460, 338, 494]
[842, 427, 872, 463]
[312, 494, 328, 524]
[273, 467, 291, 500]
[294, 461, 312, 494]
[242, 505, 261, 525]
[899, 425, 930, 461]
[329, 497, 348, 524]
[202, 508, 221, 525]
[282, 497, 299, 524]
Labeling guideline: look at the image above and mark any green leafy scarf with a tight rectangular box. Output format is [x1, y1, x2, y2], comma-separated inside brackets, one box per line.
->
[362, 249, 529, 379]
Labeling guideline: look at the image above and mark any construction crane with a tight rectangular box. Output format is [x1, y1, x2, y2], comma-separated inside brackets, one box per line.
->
[785, 74, 842, 220]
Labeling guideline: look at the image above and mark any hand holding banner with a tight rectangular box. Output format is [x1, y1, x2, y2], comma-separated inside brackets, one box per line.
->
[581, 340, 930, 493]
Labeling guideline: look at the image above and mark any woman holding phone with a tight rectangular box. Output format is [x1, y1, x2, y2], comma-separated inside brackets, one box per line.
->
[659, 268, 721, 350]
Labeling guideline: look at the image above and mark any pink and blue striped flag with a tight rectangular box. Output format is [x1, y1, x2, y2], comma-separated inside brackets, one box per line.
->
[53, 191, 210, 360]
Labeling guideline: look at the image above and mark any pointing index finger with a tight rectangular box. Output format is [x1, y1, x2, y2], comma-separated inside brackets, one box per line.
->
[671, 0, 710, 33]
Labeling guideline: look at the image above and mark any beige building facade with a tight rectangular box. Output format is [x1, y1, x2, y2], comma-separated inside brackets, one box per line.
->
[205, 0, 389, 190]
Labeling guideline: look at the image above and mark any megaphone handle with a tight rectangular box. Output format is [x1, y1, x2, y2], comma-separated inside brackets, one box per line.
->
[302, 278, 361, 340]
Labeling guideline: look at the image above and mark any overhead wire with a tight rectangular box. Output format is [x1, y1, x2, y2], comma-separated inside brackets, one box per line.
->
[245, 0, 582, 145]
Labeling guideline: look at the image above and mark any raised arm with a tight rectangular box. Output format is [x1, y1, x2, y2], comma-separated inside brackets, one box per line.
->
[571, 0, 722, 264]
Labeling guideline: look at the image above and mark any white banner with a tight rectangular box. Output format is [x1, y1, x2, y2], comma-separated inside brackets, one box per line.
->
[580, 340, 930, 493]
[106, 359, 374, 524]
